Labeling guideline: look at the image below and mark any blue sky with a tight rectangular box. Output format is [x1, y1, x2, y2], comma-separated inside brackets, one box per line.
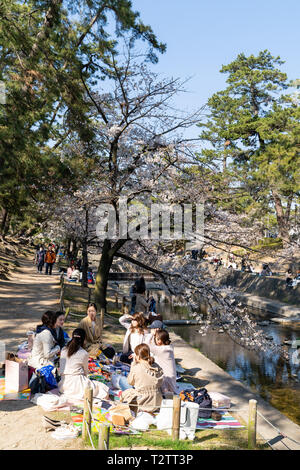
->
[131, 0, 300, 121]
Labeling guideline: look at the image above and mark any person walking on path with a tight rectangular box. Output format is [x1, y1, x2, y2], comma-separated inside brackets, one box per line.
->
[35, 245, 46, 273]
[45, 245, 56, 275]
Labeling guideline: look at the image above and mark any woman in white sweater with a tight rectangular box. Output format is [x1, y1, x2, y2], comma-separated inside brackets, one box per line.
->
[121, 313, 151, 364]
[146, 329, 177, 394]
[58, 328, 109, 401]
[28, 311, 61, 370]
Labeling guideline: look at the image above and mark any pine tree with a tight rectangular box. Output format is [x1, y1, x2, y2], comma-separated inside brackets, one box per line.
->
[199, 50, 300, 243]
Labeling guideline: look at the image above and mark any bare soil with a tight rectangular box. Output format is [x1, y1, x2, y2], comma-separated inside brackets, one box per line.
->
[0, 252, 84, 450]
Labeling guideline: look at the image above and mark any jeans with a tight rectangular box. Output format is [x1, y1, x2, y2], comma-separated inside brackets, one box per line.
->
[38, 262, 44, 273]
[130, 296, 136, 314]
[119, 376, 133, 391]
[45, 263, 54, 275]
[119, 351, 133, 364]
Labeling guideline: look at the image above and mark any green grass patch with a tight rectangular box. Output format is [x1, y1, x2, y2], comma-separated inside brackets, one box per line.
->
[86, 427, 269, 451]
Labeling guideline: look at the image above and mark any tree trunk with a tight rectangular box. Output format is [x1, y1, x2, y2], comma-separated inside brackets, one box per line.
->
[94, 239, 127, 311]
[272, 190, 291, 243]
[71, 239, 79, 261]
[81, 238, 88, 288]
[81, 208, 89, 288]
[66, 238, 72, 259]
[1, 208, 8, 236]
[94, 240, 113, 311]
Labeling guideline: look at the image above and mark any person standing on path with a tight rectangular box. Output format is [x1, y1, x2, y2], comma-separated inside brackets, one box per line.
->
[45, 245, 56, 275]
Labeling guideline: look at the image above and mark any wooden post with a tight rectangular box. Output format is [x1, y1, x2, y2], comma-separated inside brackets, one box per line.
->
[59, 276, 65, 311]
[248, 399, 257, 449]
[88, 287, 91, 304]
[98, 423, 110, 450]
[82, 386, 93, 442]
[172, 395, 181, 440]
[115, 292, 119, 308]
[100, 308, 105, 343]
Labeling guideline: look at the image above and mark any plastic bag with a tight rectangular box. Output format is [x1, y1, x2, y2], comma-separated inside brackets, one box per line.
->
[37, 365, 58, 389]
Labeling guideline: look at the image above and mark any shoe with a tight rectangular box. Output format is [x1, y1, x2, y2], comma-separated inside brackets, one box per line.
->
[42, 416, 68, 432]
[43, 418, 61, 432]
[44, 416, 67, 425]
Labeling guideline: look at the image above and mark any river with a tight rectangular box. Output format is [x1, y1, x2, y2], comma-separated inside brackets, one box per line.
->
[153, 292, 300, 425]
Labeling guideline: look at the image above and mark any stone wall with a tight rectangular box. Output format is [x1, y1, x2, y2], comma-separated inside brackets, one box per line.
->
[217, 270, 300, 305]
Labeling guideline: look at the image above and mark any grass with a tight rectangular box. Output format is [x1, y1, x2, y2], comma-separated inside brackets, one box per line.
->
[87, 427, 269, 451]
[62, 282, 270, 451]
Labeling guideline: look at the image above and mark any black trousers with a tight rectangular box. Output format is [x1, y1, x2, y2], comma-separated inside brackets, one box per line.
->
[45, 263, 54, 275]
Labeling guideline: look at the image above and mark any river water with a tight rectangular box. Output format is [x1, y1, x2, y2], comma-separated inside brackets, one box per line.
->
[154, 293, 300, 425]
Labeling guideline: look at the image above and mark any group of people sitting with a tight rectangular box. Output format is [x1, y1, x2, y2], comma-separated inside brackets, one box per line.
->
[27, 307, 109, 402]
[28, 300, 176, 414]
[66, 261, 95, 284]
[285, 269, 300, 288]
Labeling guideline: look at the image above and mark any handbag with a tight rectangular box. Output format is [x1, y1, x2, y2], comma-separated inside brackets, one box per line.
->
[29, 371, 48, 394]
[179, 388, 212, 419]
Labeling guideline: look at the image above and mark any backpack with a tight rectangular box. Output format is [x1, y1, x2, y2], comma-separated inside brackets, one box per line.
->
[179, 388, 212, 419]
[29, 370, 48, 394]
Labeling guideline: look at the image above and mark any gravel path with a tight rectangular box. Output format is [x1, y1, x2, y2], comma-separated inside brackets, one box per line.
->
[0, 254, 83, 450]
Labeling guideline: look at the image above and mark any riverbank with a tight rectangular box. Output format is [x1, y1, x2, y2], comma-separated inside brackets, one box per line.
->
[170, 330, 300, 450]
[233, 292, 300, 320]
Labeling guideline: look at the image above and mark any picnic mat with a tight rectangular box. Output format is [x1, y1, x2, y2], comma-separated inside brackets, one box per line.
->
[196, 413, 244, 429]
[0, 377, 31, 401]
[70, 407, 140, 435]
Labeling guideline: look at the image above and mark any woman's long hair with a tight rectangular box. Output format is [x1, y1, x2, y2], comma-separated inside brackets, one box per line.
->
[155, 329, 171, 345]
[134, 343, 154, 366]
[39, 311, 56, 329]
[130, 312, 147, 334]
[67, 328, 86, 357]
[53, 311, 66, 348]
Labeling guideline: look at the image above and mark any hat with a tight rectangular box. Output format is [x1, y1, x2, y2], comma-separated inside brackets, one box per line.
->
[148, 320, 164, 329]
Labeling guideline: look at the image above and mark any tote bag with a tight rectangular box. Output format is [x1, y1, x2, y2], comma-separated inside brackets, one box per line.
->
[156, 398, 199, 440]
[5, 359, 28, 393]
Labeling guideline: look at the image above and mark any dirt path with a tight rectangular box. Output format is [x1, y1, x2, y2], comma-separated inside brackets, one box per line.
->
[0, 253, 83, 450]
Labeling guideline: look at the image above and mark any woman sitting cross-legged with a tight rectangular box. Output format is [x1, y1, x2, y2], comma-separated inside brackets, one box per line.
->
[120, 313, 151, 364]
[58, 328, 109, 401]
[120, 343, 164, 414]
[28, 311, 61, 370]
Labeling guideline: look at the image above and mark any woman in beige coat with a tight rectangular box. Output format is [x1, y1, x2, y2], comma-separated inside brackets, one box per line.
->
[78, 303, 102, 355]
[121, 343, 164, 414]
